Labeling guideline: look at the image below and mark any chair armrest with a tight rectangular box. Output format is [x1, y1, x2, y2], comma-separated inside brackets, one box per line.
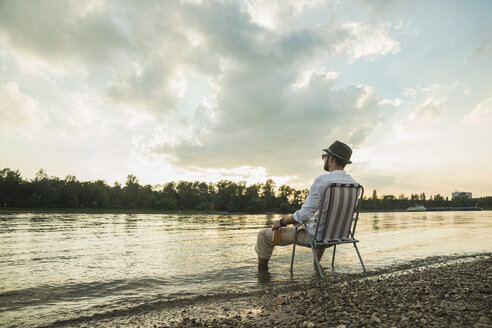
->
[294, 218, 317, 227]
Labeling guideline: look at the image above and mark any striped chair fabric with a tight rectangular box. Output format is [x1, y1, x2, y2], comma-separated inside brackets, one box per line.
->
[317, 184, 359, 242]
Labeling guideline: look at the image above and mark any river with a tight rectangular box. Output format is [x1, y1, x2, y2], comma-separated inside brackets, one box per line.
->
[0, 211, 491, 327]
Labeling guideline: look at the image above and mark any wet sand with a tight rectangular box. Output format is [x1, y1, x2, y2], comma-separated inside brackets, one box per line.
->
[54, 254, 491, 328]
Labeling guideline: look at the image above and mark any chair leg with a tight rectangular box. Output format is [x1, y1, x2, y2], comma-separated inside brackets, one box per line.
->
[306, 234, 323, 278]
[331, 245, 336, 268]
[290, 228, 298, 274]
[311, 246, 324, 278]
[353, 243, 366, 273]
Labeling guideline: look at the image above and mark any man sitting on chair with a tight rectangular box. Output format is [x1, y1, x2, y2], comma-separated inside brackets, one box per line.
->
[255, 140, 359, 270]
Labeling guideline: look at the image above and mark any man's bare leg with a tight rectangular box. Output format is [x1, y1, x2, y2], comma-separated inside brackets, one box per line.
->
[315, 248, 325, 262]
[258, 257, 269, 270]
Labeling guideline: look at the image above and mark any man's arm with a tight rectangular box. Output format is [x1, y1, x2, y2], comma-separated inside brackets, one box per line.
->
[272, 176, 325, 230]
[272, 214, 297, 230]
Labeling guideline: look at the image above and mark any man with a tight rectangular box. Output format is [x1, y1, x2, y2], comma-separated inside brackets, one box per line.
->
[255, 140, 359, 269]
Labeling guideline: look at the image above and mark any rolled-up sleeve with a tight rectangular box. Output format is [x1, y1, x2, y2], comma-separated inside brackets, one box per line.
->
[293, 177, 324, 224]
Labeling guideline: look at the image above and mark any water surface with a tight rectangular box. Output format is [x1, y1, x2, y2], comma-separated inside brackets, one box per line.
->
[0, 211, 491, 327]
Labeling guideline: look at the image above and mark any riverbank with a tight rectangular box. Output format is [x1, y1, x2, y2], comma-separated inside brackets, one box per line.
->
[51, 254, 491, 328]
[161, 255, 492, 328]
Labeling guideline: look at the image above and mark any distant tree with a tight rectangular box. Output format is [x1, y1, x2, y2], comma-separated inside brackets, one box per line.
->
[248, 197, 266, 213]
[35, 169, 49, 181]
[64, 175, 77, 183]
[0, 168, 23, 206]
[382, 195, 396, 209]
[451, 193, 472, 207]
[110, 182, 123, 208]
[279, 202, 292, 213]
[159, 182, 178, 210]
[278, 184, 296, 213]
[61, 175, 80, 207]
[420, 192, 426, 205]
[292, 189, 308, 209]
[432, 194, 445, 207]
[124, 174, 140, 208]
[478, 196, 492, 209]
[139, 184, 154, 208]
[278, 185, 294, 203]
[261, 179, 277, 210]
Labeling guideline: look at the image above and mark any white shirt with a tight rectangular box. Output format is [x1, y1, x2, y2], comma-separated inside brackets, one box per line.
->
[293, 170, 359, 239]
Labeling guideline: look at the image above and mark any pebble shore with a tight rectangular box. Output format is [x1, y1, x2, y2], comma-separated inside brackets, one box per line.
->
[159, 255, 491, 328]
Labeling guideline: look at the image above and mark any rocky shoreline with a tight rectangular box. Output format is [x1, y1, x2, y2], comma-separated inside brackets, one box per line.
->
[158, 255, 491, 328]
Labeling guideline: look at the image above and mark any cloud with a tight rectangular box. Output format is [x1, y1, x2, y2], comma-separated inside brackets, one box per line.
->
[346, 0, 406, 20]
[409, 97, 445, 121]
[106, 57, 187, 114]
[404, 88, 417, 98]
[186, 165, 294, 186]
[337, 21, 401, 60]
[49, 90, 112, 138]
[0, 0, 130, 74]
[470, 39, 492, 60]
[144, 71, 383, 182]
[246, 0, 326, 31]
[292, 69, 339, 91]
[462, 96, 492, 124]
[391, 97, 446, 143]
[420, 83, 441, 93]
[0, 0, 402, 185]
[1, 0, 399, 111]
[0, 81, 48, 135]
[379, 97, 403, 106]
[98, 1, 396, 181]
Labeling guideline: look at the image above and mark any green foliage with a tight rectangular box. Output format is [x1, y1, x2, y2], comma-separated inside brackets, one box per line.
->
[0, 168, 310, 213]
[362, 191, 491, 210]
[2, 168, 490, 212]
[279, 202, 294, 213]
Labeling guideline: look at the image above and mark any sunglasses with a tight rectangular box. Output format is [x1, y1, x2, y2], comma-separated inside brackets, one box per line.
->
[322, 153, 330, 160]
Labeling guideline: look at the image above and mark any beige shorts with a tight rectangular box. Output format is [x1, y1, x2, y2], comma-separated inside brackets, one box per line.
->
[254, 227, 310, 260]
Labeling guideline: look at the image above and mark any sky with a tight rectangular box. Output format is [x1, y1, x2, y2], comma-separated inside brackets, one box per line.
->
[0, 0, 491, 197]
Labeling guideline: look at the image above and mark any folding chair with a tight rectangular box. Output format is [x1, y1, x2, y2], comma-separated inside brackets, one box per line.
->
[290, 183, 365, 278]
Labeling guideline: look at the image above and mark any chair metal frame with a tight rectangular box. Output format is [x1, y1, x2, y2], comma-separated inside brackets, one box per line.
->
[290, 183, 365, 278]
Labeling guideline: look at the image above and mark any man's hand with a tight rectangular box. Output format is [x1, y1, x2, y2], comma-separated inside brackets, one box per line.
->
[272, 214, 298, 230]
[272, 219, 282, 230]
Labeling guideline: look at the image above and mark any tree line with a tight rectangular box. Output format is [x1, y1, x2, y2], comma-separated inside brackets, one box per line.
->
[361, 189, 492, 210]
[1, 168, 490, 212]
[0, 168, 308, 213]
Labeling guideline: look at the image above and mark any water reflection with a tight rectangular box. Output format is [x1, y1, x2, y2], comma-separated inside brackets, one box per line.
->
[28, 216, 49, 223]
[124, 216, 138, 234]
[264, 214, 275, 228]
[372, 214, 379, 231]
[452, 215, 473, 225]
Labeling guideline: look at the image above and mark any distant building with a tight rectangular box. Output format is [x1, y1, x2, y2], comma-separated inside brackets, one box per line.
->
[452, 191, 472, 199]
